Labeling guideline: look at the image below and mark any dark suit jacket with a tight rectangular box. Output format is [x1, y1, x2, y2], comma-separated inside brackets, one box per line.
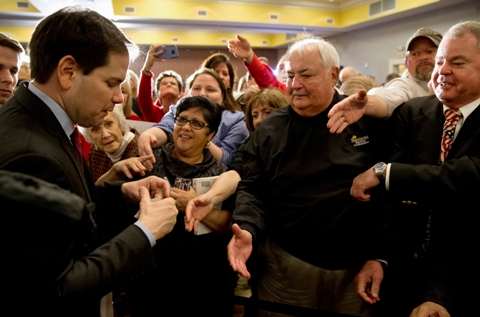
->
[382, 95, 480, 316]
[0, 83, 156, 317]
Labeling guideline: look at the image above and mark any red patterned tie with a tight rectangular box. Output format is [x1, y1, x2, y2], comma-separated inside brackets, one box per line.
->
[71, 126, 84, 170]
[439, 109, 462, 163]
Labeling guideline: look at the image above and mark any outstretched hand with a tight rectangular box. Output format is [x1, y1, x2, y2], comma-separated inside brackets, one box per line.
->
[138, 131, 158, 170]
[227, 224, 253, 278]
[184, 194, 215, 233]
[228, 34, 254, 64]
[327, 89, 368, 134]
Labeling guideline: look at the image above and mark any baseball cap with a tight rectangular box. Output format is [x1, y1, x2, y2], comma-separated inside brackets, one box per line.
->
[406, 27, 443, 51]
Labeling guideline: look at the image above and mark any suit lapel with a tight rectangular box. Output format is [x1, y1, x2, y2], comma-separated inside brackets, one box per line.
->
[410, 99, 444, 164]
[16, 84, 93, 202]
[448, 104, 480, 159]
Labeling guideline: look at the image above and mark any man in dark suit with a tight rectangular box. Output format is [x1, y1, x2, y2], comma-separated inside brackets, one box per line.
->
[352, 21, 480, 317]
[0, 6, 178, 317]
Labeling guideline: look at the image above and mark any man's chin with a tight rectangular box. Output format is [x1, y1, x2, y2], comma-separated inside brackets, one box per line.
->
[416, 68, 433, 82]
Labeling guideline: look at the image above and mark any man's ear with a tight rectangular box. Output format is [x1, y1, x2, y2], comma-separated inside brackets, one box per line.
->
[331, 66, 340, 87]
[57, 55, 77, 90]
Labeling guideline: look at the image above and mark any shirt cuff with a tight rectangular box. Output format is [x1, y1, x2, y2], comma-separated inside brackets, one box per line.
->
[385, 163, 392, 191]
[134, 220, 156, 247]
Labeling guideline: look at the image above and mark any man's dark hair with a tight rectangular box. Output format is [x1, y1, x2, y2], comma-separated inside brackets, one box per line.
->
[0, 32, 25, 55]
[28, 5, 138, 83]
[175, 95, 222, 133]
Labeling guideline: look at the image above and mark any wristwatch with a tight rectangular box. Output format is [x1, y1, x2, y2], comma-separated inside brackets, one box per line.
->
[373, 162, 387, 182]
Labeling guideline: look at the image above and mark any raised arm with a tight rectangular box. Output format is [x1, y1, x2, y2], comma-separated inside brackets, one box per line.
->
[228, 34, 286, 92]
[138, 44, 167, 123]
[185, 170, 241, 232]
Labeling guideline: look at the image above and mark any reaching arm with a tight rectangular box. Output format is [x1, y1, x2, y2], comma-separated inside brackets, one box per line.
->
[95, 155, 154, 184]
[137, 127, 169, 170]
[327, 90, 390, 134]
[137, 44, 168, 123]
[185, 170, 241, 232]
[228, 34, 286, 92]
[227, 223, 253, 278]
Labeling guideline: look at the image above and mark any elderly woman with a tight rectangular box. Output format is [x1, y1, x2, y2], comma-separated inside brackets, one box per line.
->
[79, 104, 150, 183]
[126, 95, 237, 317]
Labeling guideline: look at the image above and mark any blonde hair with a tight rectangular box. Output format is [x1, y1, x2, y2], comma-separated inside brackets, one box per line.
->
[339, 76, 379, 95]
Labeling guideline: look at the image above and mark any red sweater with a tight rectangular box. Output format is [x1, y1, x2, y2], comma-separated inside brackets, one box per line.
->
[138, 70, 165, 123]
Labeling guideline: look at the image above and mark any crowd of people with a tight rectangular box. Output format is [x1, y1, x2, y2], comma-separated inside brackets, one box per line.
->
[1, 4, 479, 317]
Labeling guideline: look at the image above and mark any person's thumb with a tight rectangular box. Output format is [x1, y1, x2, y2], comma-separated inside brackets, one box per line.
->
[232, 223, 242, 237]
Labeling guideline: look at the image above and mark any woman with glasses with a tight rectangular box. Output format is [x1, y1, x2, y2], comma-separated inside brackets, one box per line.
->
[138, 67, 249, 168]
[125, 95, 237, 317]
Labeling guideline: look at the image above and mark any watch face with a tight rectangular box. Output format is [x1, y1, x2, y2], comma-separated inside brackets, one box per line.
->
[374, 162, 385, 169]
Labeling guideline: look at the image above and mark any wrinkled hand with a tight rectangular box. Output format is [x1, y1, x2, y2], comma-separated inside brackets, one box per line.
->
[351, 167, 380, 202]
[327, 89, 368, 134]
[184, 193, 215, 233]
[112, 155, 154, 179]
[410, 301, 450, 317]
[228, 35, 254, 63]
[170, 186, 197, 212]
[355, 260, 384, 304]
[138, 131, 158, 170]
[121, 175, 171, 203]
[137, 186, 178, 240]
[144, 44, 167, 71]
[227, 224, 253, 278]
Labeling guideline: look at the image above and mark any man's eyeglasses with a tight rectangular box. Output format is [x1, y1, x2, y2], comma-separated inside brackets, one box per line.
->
[174, 116, 209, 130]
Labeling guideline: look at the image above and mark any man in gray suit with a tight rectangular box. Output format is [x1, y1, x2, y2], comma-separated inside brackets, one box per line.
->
[0, 6, 178, 317]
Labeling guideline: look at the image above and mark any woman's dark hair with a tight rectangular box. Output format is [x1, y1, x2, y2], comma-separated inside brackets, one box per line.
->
[188, 67, 241, 112]
[28, 5, 138, 83]
[175, 95, 222, 134]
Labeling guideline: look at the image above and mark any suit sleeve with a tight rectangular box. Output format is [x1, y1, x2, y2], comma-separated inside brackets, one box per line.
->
[2, 153, 157, 301]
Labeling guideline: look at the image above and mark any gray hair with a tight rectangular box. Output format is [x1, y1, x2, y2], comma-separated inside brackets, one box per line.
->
[79, 104, 128, 143]
[284, 36, 340, 72]
[444, 21, 480, 51]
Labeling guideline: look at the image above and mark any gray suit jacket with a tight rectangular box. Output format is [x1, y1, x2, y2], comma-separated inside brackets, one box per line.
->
[0, 83, 156, 317]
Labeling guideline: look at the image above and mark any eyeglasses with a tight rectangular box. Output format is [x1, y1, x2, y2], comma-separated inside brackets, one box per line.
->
[174, 116, 209, 130]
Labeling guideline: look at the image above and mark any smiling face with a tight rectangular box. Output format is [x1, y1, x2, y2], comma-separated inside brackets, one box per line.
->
[189, 73, 224, 105]
[64, 53, 128, 127]
[432, 32, 480, 109]
[286, 47, 338, 117]
[173, 107, 214, 159]
[88, 111, 124, 154]
[406, 37, 438, 82]
[0, 45, 21, 106]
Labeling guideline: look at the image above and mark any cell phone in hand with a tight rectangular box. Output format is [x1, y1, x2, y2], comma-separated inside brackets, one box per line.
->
[155, 45, 179, 59]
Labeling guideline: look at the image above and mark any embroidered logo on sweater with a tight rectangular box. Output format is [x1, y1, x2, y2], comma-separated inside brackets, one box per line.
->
[351, 135, 369, 147]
